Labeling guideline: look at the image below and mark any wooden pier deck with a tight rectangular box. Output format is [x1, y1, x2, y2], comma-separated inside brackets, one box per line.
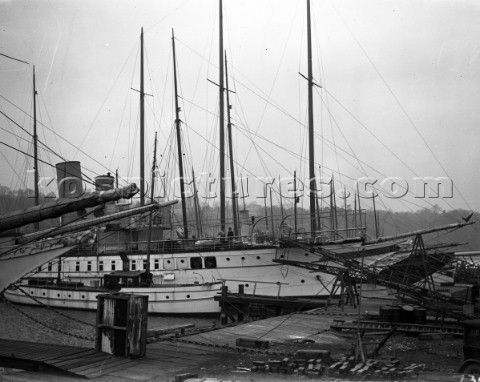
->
[0, 338, 137, 379]
[0, 309, 353, 381]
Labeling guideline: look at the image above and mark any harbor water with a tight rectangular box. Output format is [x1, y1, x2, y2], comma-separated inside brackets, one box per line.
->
[0, 299, 217, 348]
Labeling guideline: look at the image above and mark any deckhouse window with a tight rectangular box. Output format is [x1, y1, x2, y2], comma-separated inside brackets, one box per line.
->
[111, 260, 116, 271]
[204, 256, 217, 269]
[163, 258, 175, 270]
[87, 261, 92, 271]
[154, 259, 160, 270]
[99, 261, 104, 271]
[75, 261, 80, 272]
[131, 260, 137, 271]
[47, 262, 53, 272]
[143, 259, 148, 270]
[190, 257, 202, 269]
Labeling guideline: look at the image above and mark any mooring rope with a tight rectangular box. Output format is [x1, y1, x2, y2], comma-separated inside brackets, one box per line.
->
[1, 289, 95, 342]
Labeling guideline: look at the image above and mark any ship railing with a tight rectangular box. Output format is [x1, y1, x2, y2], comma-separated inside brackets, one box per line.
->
[95, 236, 268, 255]
[279, 227, 366, 244]
[217, 278, 289, 298]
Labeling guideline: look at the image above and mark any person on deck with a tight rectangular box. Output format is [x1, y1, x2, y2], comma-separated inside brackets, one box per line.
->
[227, 227, 234, 245]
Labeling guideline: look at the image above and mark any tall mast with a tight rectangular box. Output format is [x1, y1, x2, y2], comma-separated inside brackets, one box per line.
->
[344, 187, 349, 237]
[269, 187, 274, 240]
[293, 170, 298, 234]
[140, 28, 146, 206]
[372, 194, 379, 238]
[172, 29, 189, 239]
[279, 174, 284, 219]
[224, 53, 238, 236]
[192, 167, 203, 238]
[307, 0, 317, 237]
[33, 66, 39, 230]
[146, 132, 157, 280]
[219, 0, 226, 233]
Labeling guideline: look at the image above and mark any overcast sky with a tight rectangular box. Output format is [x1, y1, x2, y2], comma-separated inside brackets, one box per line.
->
[1, 0, 479, 216]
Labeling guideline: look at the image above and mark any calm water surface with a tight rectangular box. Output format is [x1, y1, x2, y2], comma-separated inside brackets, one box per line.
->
[0, 300, 217, 348]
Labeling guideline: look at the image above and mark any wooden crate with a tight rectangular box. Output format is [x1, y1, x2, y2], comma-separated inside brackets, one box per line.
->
[96, 293, 148, 358]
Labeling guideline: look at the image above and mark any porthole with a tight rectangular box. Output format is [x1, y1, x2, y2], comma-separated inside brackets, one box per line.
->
[187, 294, 190, 298]
[167, 260, 171, 264]
[245, 284, 250, 288]
[68, 294, 71, 298]
[42, 292, 46, 296]
[57, 294, 60, 297]
[82, 295, 85, 299]
[301, 279, 305, 283]
[180, 259, 185, 263]
[280, 254, 285, 258]
[304, 253, 309, 257]
[241, 257, 245, 261]
[166, 296, 170, 299]
[226, 257, 230, 261]
[256, 256, 260, 260]
[30, 291, 34, 295]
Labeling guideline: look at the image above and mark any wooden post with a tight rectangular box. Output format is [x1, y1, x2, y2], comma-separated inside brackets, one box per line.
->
[220, 285, 228, 325]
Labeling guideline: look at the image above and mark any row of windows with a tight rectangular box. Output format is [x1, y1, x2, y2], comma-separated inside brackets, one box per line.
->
[29, 290, 195, 300]
[42, 256, 221, 273]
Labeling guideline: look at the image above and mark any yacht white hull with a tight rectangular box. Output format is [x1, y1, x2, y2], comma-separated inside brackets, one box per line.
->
[28, 246, 337, 299]
[5, 282, 222, 315]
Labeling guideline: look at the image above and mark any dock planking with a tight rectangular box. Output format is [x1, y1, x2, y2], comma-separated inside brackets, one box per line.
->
[0, 310, 356, 381]
[0, 339, 135, 379]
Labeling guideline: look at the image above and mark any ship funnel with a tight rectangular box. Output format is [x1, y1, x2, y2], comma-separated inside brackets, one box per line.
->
[95, 173, 115, 191]
[56, 161, 84, 198]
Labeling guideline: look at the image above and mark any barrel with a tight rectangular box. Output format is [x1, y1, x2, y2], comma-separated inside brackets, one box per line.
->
[413, 307, 427, 325]
[391, 306, 402, 323]
[400, 305, 415, 323]
[379, 306, 393, 322]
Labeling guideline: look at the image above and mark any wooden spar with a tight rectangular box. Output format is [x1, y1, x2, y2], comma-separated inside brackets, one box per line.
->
[240, 174, 246, 211]
[0, 183, 140, 233]
[344, 187, 348, 237]
[146, 132, 158, 278]
[329, 179, 334, 236]
[372, 191, 379, 238]
[294, 170, 298, 234]
[225, 52, 239, 236]
[331, 175, 339, 238]
[307, 0, 317, 237]
[316, 166, 322, 232]
[140, 28, 145, 206]
[264, 184, 268, 231]
[353, 190, 357, 236]
[219, 0, 226, 233]
[172, 29, 189, 239]
[270, 187, 274, 240]
[363, 220, 475, 245]
[357, 183, 363, 236]
[17, 202, 177, 244]
[32, 66, 39, 210]
[32, 66, 40, 230]
[192, 167, 203, 238]
[279, 174, 284, 219]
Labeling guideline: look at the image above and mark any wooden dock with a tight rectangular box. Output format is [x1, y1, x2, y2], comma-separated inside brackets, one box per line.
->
[0, 309, 354, 381]
[215, 290, 329, 324]
[0, 338, 137, 379]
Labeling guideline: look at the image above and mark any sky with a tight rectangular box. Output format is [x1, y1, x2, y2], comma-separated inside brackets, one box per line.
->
[1, 0, 479, 218]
